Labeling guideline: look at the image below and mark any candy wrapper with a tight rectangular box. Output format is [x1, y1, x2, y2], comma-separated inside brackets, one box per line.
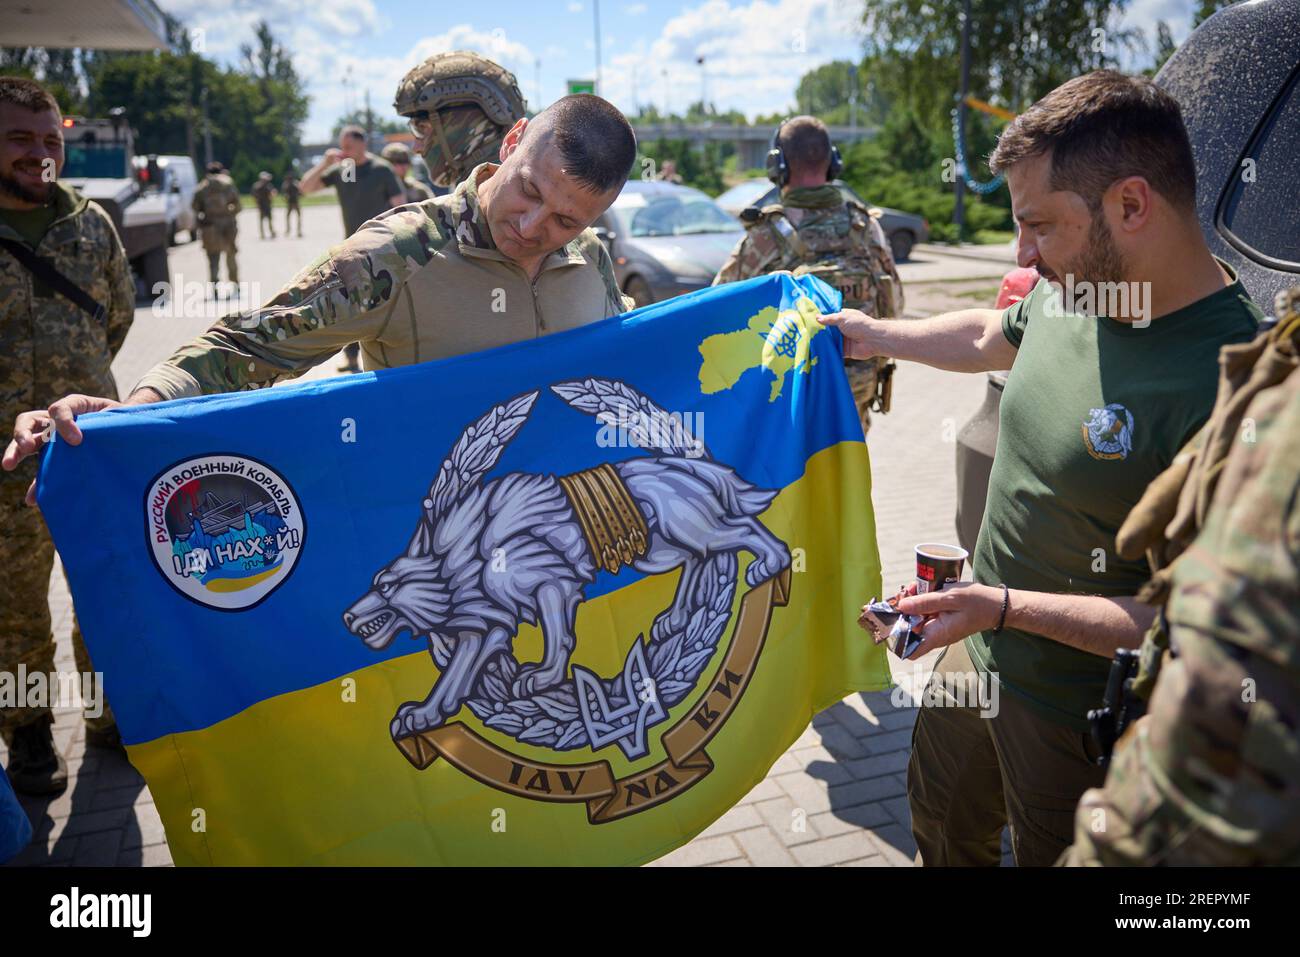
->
[858, 596, 925, 660]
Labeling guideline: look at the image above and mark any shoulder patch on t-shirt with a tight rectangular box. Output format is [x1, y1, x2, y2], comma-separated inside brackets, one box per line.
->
[1082, 403, 1135, 460]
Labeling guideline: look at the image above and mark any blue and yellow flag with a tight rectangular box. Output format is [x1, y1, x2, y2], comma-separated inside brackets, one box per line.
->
[38, 274, 888, 865]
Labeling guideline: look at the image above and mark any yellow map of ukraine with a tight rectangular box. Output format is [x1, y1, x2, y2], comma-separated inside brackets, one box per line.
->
[697, 296, 823, 401]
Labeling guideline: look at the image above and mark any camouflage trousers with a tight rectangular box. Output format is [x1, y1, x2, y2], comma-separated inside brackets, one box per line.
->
[845, 358, 881, 435]
[0, 492, 116, 740]
[199, 219, 239, 283]
[1061, 627, 1300, 866]
[285, 203, 301, 236]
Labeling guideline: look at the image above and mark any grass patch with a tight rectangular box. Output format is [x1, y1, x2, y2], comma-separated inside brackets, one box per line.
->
[239, 193, 338, 209]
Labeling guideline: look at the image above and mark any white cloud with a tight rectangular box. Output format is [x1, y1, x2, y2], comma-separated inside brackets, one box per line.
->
[295, 24, 538, 140]
[626, 2, 649, 13]
[165, 0, 869, 141]
[1113, 0, 1197, 69]
[597, 0, 864, 119]
[314, 0, 382, 38]
[165, 0, 383, 50]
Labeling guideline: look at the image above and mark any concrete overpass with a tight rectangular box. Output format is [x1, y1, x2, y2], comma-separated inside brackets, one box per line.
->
[302, 125, 880, 171]
[631, 123, 879, 169]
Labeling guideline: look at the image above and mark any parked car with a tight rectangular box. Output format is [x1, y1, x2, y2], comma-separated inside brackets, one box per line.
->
[714, 177, 930, 262]
[594, 180, 744, 307]
[953, 0, 1300, 555]
[132, 154, 198, 245]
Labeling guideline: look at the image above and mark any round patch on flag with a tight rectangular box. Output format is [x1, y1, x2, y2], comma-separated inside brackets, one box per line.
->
[145, 454, 306, 611]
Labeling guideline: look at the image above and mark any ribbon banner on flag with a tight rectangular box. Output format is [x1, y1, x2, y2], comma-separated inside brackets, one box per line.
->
[38, 273, 889, 865]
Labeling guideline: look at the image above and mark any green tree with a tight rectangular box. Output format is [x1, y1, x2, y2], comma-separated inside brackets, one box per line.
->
[331, 110, 406, 139]
[1193, 0, 1238, 26]
[1147, 20, 1178, 75]
[860, 0, 1142, 133]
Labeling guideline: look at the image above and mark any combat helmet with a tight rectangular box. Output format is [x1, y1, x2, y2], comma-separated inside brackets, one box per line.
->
[393, 50, 527, 187]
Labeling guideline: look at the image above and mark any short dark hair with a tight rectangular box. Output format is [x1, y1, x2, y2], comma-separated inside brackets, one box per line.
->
[989, 70, 1197, 212]
[536, 94, 636, 193]
[0, 76, 61, 115]
[778, 116, 831, 175]
[340, 125, 366, 142]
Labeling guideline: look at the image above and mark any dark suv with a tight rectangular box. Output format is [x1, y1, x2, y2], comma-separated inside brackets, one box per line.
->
[954, 0, 1300, 554]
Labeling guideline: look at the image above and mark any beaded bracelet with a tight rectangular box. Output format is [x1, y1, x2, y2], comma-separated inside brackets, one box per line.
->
[992, 583, 1010, 634]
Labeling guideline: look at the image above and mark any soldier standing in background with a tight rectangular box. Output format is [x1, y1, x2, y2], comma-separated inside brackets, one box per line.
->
[713, 116, 904, 434]
[281, 171, 302, 237]
[0, 77, 135, 794]
[299, 125, 404, 373]
[381, 143, 434, 204]
[251, 171, 277, 239]
[192, 161, 240, 293]
[1062, 286, 1300, 866]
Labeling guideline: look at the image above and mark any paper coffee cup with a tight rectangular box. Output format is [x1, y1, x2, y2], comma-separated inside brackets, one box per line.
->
[915, 543, 968, 594]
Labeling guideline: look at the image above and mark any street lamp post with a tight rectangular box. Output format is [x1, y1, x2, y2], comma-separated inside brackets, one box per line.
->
[593, 0, 602, 96]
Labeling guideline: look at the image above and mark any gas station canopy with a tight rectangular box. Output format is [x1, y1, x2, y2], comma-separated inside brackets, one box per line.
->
[0, 0, 168, 50]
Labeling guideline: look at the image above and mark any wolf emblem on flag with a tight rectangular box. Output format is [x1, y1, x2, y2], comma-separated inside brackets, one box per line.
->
[344, 378, 794, 820]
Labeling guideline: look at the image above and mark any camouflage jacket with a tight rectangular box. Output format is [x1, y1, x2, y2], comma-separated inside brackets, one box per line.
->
[281, 178, 301, 204]
[251, 180, 275, 209]
[136, 162, 633, 400]
[193, 174, 241, 223]
[712, 184, 904, 320]
[0, 182, 135, 490]
[1064, 287, 1300, 866]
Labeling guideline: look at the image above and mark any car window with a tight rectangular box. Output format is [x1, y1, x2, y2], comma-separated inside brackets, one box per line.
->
[716, 179, 771, 211]
[628, 196, 737, 237]
[1218, 70, 1300, 269]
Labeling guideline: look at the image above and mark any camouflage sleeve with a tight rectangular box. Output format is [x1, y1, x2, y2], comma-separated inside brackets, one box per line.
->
[712, 235, 748, 286]
[88, 202, 135, 359]
[713, 220, 784, 287]
[1062, 375, 1300, 866]
[133, 207, 450, 400]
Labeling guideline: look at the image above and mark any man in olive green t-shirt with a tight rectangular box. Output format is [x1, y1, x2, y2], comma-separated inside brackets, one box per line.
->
[821, 71, 1262, 866]
[300, 125, 406, 372]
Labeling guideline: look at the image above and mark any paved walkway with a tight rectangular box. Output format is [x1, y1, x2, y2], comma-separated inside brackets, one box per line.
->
[2, 211, 1014, 866]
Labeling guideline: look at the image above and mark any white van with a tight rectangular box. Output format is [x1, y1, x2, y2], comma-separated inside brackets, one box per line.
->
[132, 154, 199, 244]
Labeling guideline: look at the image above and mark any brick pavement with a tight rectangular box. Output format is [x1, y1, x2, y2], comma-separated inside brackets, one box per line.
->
[2, 213, 1014, 866]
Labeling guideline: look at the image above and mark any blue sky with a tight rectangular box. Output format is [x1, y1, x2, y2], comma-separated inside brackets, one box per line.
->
[162, 0, 1203, 142]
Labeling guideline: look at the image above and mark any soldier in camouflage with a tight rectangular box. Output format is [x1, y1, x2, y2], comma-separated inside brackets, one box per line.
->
[252, 171, 277, 239]
[0, 77, 135, 794]
[380, 142, 435, 204]
[281, 172, 302, 238]
[394, 50, 528, 191]
[6, 92, 635, 489]
[713, 115, 904, 434]
[1062, 285, 1300, 866]
[193, 161, 241, 288]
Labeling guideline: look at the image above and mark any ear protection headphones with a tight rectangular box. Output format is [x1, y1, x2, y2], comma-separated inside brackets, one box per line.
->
[765, 118, 843, 186]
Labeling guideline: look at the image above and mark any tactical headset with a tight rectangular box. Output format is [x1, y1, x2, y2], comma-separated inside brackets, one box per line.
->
[765, 118, 843, 186]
